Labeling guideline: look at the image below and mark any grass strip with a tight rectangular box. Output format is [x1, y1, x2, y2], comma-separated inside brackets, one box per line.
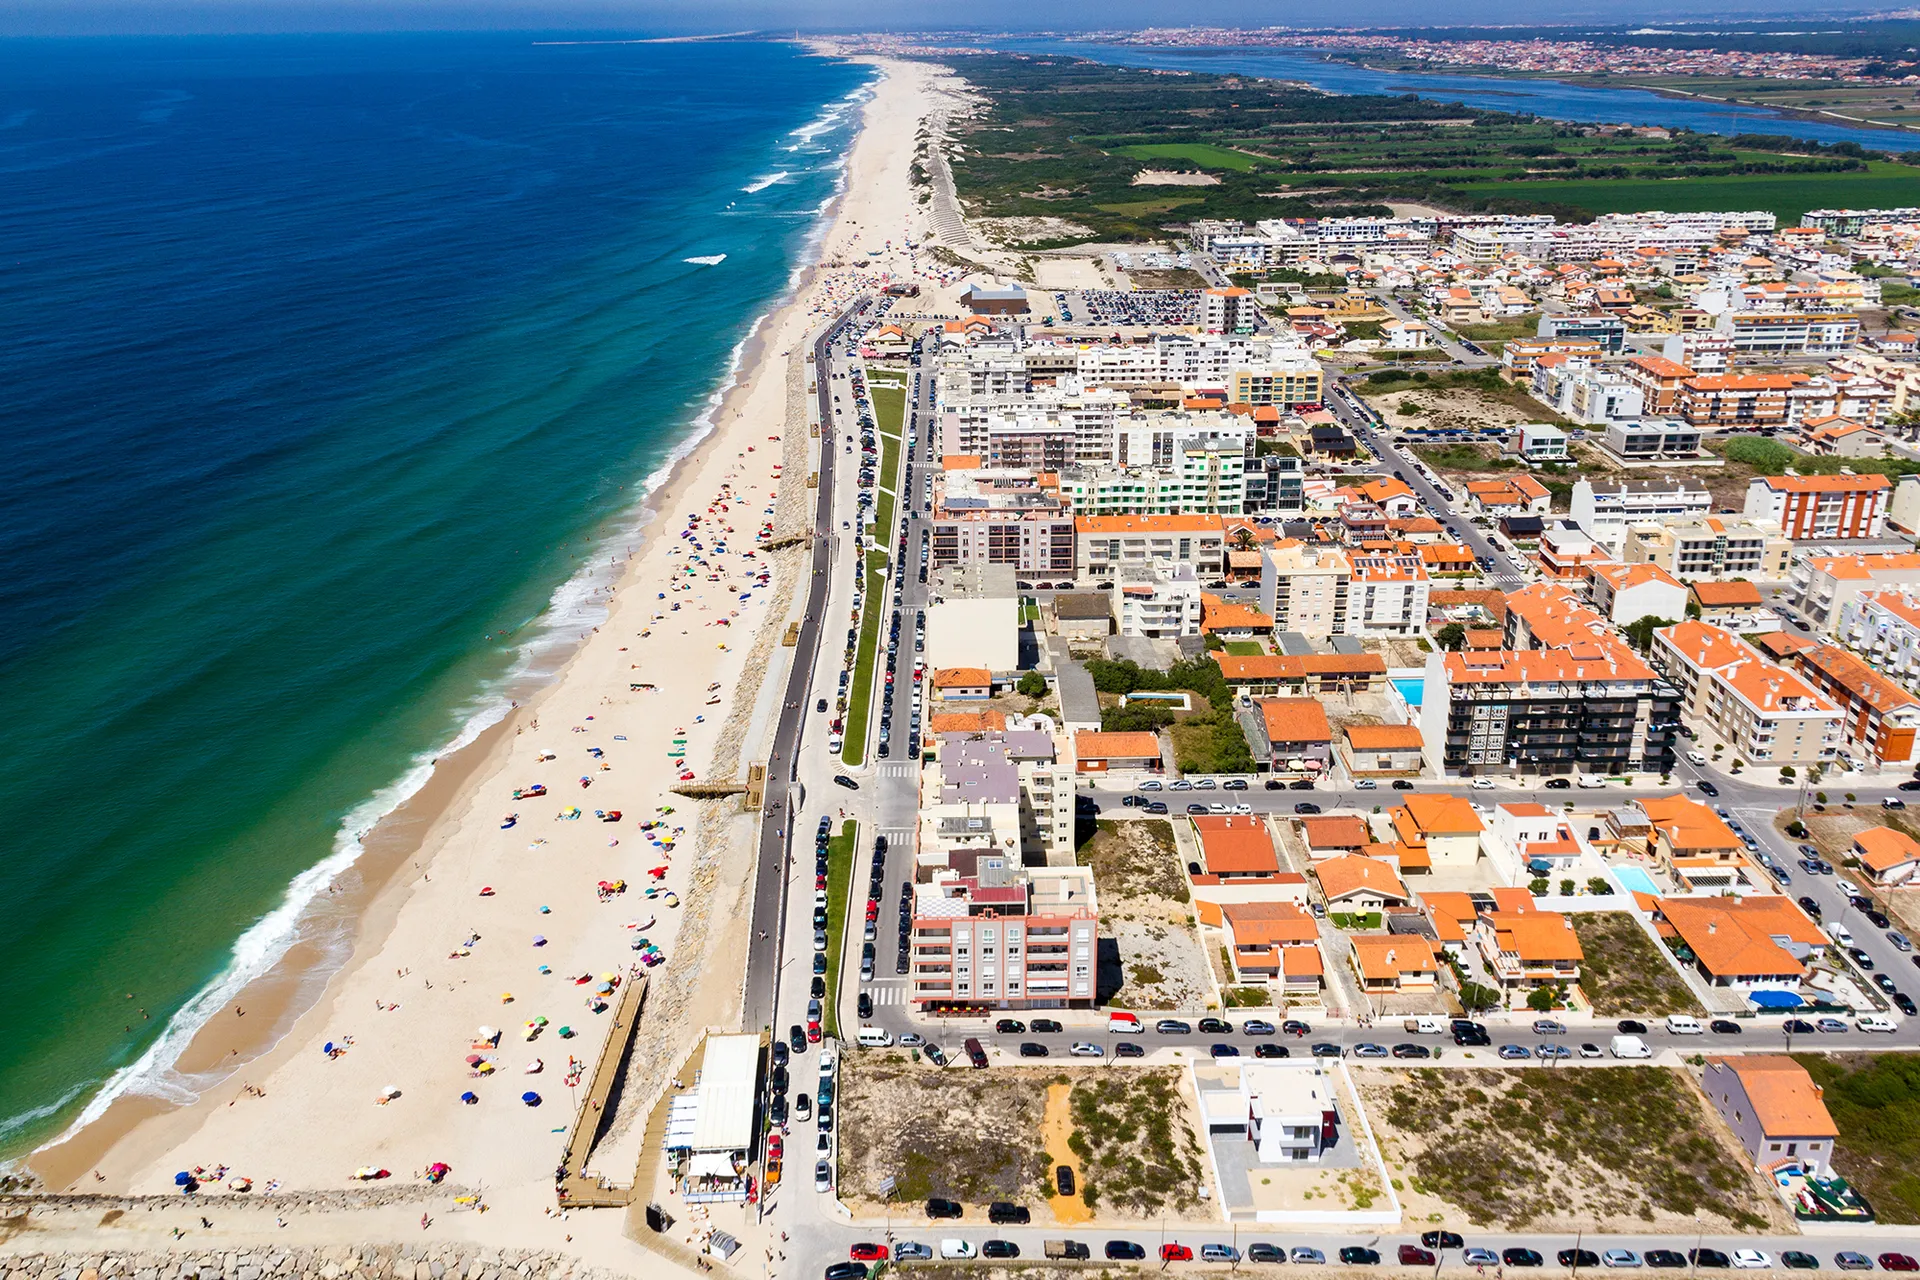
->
[823, 818, 857, 1040]
[841, 559, 883, 768]
[842, 379, 907, 767]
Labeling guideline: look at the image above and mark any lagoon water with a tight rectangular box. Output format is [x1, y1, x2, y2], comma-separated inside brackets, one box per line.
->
[1007, 40, 1919, 152]
[0, 33, 865, 1157]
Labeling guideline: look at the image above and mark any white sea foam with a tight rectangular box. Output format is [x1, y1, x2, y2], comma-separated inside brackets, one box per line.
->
[741, 172, 789, 194]
[27, 59, 881, 1165]
[684, 254, 727, 266]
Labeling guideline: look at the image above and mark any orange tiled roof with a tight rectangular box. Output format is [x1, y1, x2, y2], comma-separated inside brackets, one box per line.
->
[1221, 900, 1318, 947]
[1486, 910, 1584, 963]
[1350, 934, 1439, 983]
[1638, 794, 1743, 852]
[1855, 825, 1920, 874]
[1755, 473, 1892, 494]
[1212, 652, 1386, 681]
[1192, 814, 1280, 875]
[1072, 731, 1162, 760]
[1259, 697, 1332, 745]
[1345, 724, 1423, 751]
[1301, 814, 1370, 849]
[1200, 593, 1274, 634]
[1314, 854, 1410, 904]
[932, 667, 993, 688]
[1690, 581, 1764, 608]
[1656, 896, 1821, 979]
[1075, 513, 1226, 534]
[1710, 1057, 1838, 1138]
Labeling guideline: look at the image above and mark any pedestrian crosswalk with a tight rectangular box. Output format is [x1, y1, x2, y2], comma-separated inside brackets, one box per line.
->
[863, 984, 905, 1005]
[878, 762, 914, 779]
[880, 826, 913, 844]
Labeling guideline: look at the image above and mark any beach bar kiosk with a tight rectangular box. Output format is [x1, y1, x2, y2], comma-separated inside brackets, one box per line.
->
[665, 1033, 760, 1203]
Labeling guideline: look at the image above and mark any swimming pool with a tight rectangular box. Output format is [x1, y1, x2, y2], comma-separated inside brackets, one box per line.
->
[1612, 866, 1658, 897]
[1391, 676, 1424, 709]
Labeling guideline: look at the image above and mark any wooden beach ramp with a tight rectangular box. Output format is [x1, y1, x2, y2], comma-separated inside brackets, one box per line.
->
[554, 973, 648, 1208]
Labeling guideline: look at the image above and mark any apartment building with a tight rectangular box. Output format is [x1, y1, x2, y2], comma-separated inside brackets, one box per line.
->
[1713, 310, 1860, 357]
[1501, 337, 1604, 382]
[1537, 313, 1627, 354]
[1838, 590, 1920, 691]
[1256, 542, 1351, 639]
[1227, 356, 1325, 408]
[1793, 551, 1920, 631]
[1350, 554, 1432, 638]
[929, 467, 1077, 575]
[1619, 355, 1695, 416]
[1075, 513, 1226, 580]
[1677, 374, 1796, 429]
[907, 853, 1098, 1011]
[919, 727, 1078, 869]
[1202, 286, 1260, 334]
[1789, 642, 1920, 766]
[1112, 564, 1203, 639]
[1744, 473, 1890, 540]
[1623, 516, 1791, 581]
[1568, 477, 1713, 556]
[1650, 621, 1841, 767]
[1600, 419, 1703, 462]
[1059, 439, 1248, 517]
[1588, 561, 1690, 626]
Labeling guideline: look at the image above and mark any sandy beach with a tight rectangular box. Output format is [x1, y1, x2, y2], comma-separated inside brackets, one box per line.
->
[20, 53, 958, 1272]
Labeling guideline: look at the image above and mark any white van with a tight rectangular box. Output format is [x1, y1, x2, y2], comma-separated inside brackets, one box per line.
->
[856, 1026, 894, 1048]
[1858, 1014, 1897, 1033]
[1610, 1034, 1653, 1059]
[940, 1241, 977, 1260]
[1576, 773, 1608, 789]
[1108, 1011, 1144, 1034]
[1665, 1014, 1704, 1035]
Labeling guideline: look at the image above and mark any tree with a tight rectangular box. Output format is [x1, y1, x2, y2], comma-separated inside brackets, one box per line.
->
[1780, 765, 1796, 781]
[1529, 877, 1551, 896]
[1559, 878, 1577, 897]
[1434, 622, 1467, 652]
[1203, 633, 1225, 652]
[1621, 615, 1677, 653]
[1586, 876, 1613, 895]
[1017, 670, 1047, 699]
[1458, 982, 1501, 1014]
[1526, 985, 1557, 1013]
[1232, 526, 1256, 550]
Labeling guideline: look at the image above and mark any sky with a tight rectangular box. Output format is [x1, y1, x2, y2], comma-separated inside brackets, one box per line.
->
[0, 0, 1905, 36]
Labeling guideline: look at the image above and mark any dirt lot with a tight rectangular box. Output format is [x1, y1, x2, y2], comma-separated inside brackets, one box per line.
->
[1360, 1066, 1789, 1232]
[1078, 820, 1212, 1009]
[835, 1060, 1211, 1220]
[1361, 381, 1554, 437]
[1571, 912, 1704, 1017]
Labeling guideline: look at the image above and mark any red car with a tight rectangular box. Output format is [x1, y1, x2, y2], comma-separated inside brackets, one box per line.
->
[1160, 1245, 1193, 1263]
[849, 1245, 889, 1262]
[1880, 1256, 1919, 1273]
[1399, 1247, 1436, 1267]
[806, 1023, 822, 1043]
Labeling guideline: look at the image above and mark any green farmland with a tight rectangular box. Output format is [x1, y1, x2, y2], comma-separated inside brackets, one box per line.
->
[1113, 142, 1260, 171]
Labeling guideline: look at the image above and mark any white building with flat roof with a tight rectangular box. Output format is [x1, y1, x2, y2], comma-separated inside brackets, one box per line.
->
[1197, 1061, 1340, 1164]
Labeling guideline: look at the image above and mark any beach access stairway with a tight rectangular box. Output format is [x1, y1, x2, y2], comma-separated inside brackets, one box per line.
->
[555, 974, 649, 1208]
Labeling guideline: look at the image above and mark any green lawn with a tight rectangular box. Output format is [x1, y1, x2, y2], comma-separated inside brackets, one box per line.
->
[842, 380, 906, 767]
[1453, 161, 1920, 224]
[1223, 641, 1265, 656]
[822, 819, 857, 1039]
[1113, 142, 1258, 171]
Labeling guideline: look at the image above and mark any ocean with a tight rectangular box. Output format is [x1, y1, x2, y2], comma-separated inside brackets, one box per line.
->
[0, 33, 868, 1158]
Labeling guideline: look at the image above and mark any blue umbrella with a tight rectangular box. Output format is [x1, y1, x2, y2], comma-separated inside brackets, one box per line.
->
[323, 1041, 334, 1055]
[460, 1092, 479, 1104]
[522, 1091, 542, 1106]
[174, 1172, 194, 1186]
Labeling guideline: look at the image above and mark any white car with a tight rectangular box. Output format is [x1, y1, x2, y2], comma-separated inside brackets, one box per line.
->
[1354, 779, 1377, 789]
[1858, 1014, 1897, 1033]
[1069, 1041, 1103, 1057]
[815, 1160, 832, 1192]
[1731, 1251, 1772, 1270]
[1602, 1250, 1642, 1268]
[939, 1241, 976, 1261]
[1471, 777, 1495, 790]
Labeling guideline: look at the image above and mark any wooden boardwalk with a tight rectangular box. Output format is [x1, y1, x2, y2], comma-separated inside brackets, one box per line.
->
[554, 974, 648, 1208]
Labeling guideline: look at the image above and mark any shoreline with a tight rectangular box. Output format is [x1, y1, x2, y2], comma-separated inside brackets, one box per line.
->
[19, 52, 948, 1264]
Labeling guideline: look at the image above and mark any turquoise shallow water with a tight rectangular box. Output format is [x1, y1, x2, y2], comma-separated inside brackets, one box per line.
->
[0, 33, 866, 1157]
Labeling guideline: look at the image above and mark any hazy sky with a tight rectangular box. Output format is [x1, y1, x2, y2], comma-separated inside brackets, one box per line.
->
[0, 0, 1902, 36]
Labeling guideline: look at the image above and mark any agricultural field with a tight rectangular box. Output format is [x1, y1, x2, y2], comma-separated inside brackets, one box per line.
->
[924, 53, 1920, 245]
[1363, 1067, 1789, 1232]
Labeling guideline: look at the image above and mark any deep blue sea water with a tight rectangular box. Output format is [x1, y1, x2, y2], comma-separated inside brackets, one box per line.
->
[0, 33, 867, 1156]
[1002, 40, 1920, 152]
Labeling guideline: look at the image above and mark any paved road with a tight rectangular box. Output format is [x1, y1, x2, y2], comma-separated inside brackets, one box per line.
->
[743, 300, 865, 1032]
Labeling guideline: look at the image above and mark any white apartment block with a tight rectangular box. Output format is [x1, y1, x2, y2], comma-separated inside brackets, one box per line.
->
[1351, 555, 1431, 638]
[1838, 589, 1920, 692]
[1257, 542, 1351, 638]
[1568, 477, 1714, 557]
[1623, 516, 1792, 581]
[1651, 621, 1841, 767]
[1113, 564, 1203, 639]
[1793, 551, 1920, 632]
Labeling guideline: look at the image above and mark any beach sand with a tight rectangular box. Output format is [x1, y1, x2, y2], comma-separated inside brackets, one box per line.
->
[21, 55, 959, 1274]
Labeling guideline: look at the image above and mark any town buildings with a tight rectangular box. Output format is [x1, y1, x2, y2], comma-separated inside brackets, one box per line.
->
[1568, 477, 1713, 557]
[1744, 473, 1891, 541]
[906, 852, 1098, 1010]
[1623, 516, 1791, 582]
[1649, 621, 1841, 767]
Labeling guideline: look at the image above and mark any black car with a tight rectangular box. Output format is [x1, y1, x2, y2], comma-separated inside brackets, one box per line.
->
[1784, 1018, 1817, 1034]
[1114, 1041, 1146, 1058]
[1798, 895, 1824, 919]
[856, 992, 872, 1019]
[1248, 1244, 1285, 1264]
[1198, 1017, 1232, 1034]
[1018, 1042, 1048, 1058]
[1781, 1253, 1820, 1270]
[789, 1025, 806, 1053]
[824, 1264, 868, 1280]
[1294, 802, 1322, 815]
[1392, 1043, 1432, 1059]
[1645, 1252, 1686, 1269]
[1421, 1233, 1465, 1251]
[981, 1242, 1019, 1260]
[964, 1037, 988, 1069]
[1558, 1251, 1600, 1269]
[1106, 1242, 1147, 1261]
[1868, 909, 1893, 929]
[1544, 777, 1571, 790]
[1030, 1018, 1063, 1034]
[1899, 993, 1918, 1016]
[1210, 1043, 1240, 1058]
[1290, 780, 1315, 791]
[1264, 779, 1284, 790]
[1616, 1019, 1647, 1034]
[1689, 1249, 1730, 1269]
[1709, 1019, 1741, 1034]
[1696, 780, 1719, 797]
[925, 1198, 962, 1219]
[1391, 779, 1415, 790]
[1339, 1248, 1380, 1266]
[769, 1092, 787, 1125]
[816, 698, 829, 713]
[1453, 1027, 1491, 1046]
[1311, 1042, 1344, 1057]
[1502, 1249, 1544, 1267]
[995, 1018, 1026, 1034]
[987, 1202, 1031, 1225]
[1056, 1165, 1075, 1196]
[832, 774, 859, 790]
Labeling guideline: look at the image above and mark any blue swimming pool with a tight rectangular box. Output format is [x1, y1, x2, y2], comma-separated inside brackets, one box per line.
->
[1613, 866, 1658, 897]
[1391, 677, 1424, 709]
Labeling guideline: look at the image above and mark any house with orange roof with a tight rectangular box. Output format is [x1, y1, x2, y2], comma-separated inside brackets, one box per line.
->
[1313, 854, 1410, 915]
[1633, 794, 1748, 890]
[1219, 901, 1323, 990]
[1300, 814, 1371, 860]
[1246, 697, 1333, 779]
[1798, 416, 1882, 459]
[1200, 593, 1274, 640]
[1703, 1056, 1838, 1177]
[1472, 905, 1583, 995]
[924, 709, 1009, 748]
[1649, 895, 1824, 992]
[1688, 580, 1764, 627]
[1389, 793, 1484, 871]
[1420, 543, 1477, 576]
[1586, 561, 1689, 627]
[1349, 934, 1441, 993]
[1212, 651, 1386, 696]
[1420, 891, 1479, 954]
[1745, 472, 1890, 541]
[1356, 477, 1417, 519]
[932, 667, 995, 701]
[1789, 643, 1920, 766]
[1341, 724, 1424, 778]
[1191, 814, 1281, 880]
[1854, 826, 1920, 886]
[1649, 621, 1842, 769]
[1072, 730, 1164, 775]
